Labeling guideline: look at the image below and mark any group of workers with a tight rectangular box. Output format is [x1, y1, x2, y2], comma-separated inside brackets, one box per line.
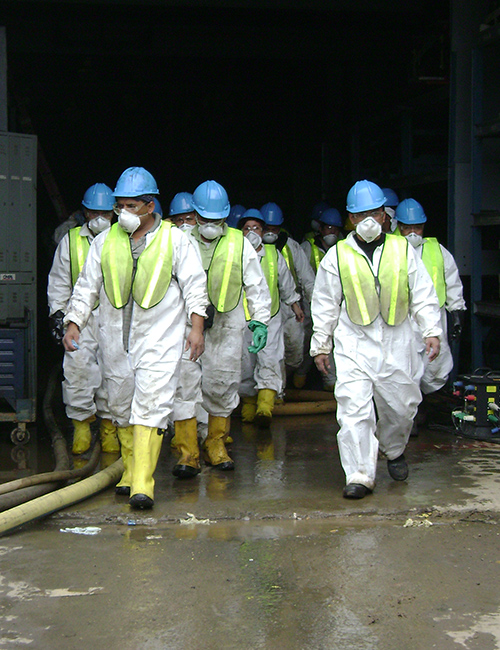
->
[47, 168, 465, 507]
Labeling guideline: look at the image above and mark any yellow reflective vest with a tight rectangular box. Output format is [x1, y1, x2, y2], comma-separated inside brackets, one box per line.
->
[244, 244, 280, 321]
[280, 241, 299, 290]
[68, 227, 91, 287]
[421, 238, 446, 308]
[101, 221, 173, 309]
[336, 235, 409, 326]
[207, 227, 244, 313]
[305, 235, 325, 274]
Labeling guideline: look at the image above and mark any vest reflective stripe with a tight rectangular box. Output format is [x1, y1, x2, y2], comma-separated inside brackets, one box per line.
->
[337, 235, 409, 326]
[243, 245, 280, 321]
[281, 243, 299, 289]
[421, 238, 446, 308]
[261, 244, 280, 318]
[309, 242, 324, 274]
[207, 228, 244, 313]
[68, 227, 90, 287]
[132, 221, 173, 309]
[101, 222, 172, 309]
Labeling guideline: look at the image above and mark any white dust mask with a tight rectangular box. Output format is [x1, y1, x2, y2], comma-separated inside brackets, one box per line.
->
[88, 216, 111, 235]
[118, 209, 141, 234]
[405, 232, 423, 248]
[355, 216, 382, 243]
[323, 233, 338, 247]
[263, 232, 278, 244]
[179, 223, 194, 233]
[246, 231, 262, 250]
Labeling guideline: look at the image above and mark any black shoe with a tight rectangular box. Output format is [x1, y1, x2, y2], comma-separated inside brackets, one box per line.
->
[115, 485, 130, 496]
[343, 483, 371, 499]
[129, 493, 154, 509]
[172, 464, 201, 479]
[212, 460, 235, 471]
[387, 454, 409, 481]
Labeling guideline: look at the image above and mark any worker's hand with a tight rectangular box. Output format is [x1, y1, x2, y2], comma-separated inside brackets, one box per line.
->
[49, 310, 65, 343]
[62, 322, 80, 352]
[185, 315, 205, 361]
[248, 320, 268, 354]
[292, 302, 305, 323]
[425, 336, 440, 362]
[314, 354, 331, 376]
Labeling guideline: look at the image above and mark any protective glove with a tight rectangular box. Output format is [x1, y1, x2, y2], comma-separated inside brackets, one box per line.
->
[204, 303, 215, 330]
[450, 310, 465, 341]
[49, 310, 65, 343]
[247, 320, 268, 354]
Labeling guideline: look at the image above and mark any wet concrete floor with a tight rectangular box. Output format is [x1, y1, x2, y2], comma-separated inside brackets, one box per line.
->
[0, 413, 499, 649]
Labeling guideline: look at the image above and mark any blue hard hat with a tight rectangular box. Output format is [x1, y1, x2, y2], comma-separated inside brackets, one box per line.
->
[346, 180, 386, 213]
[169, 192, 193, 216]
[238, 208, 264, 228]
[395, 198, 427, 224]
[260, 202, 284, 226]
[319, 207, 343, 227]
[153, 197, 163, 217]
[113, 167, 159, 197]
[311, 201, 330, 221]
[192, 180, 230, 220]
[226, 204, 246, 228]
[82, 183, 114, 211]
[381, 188, 399, 207]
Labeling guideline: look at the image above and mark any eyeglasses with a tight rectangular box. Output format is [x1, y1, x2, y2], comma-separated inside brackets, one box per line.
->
[113, 201, 145, 216]
[351, 208, 382, 221]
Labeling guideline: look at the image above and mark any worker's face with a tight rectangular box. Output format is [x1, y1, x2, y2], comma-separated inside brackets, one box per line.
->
[319, 223, 340, 238]
[84, 208, 113, 223]
[398, 223, 424, 237]
[263, 225, 281, 236]
[241, 219, 263, 238]
[172, 211, 197, 228]
[348, 207, 385, 229]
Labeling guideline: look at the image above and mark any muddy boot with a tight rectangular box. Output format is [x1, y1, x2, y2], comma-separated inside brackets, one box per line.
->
[203, 415, 234, 471]
[172, 418, 201, 479]
[99, 418, 120, 453]
[71, 415, 95, 454]
[115, 425, 134, 496]
[129, 425, 163, 509]
[254, 389, 276, 429]
[241, 396, 257, 423]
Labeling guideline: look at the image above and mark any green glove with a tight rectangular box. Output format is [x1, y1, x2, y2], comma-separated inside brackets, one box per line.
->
[248, 320, 268, 354]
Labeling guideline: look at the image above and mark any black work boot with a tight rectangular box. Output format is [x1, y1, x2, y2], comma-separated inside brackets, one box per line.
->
[387, 454, 409, 481]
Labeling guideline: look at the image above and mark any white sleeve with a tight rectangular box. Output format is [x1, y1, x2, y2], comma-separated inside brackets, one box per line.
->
[64, 233, 106, 331]
[289, 238, 316, 303]
[408, 245, 443, 339]
[310, 249, 342, 356]
[47, 234, 72, 316]
[277, 250, 301, 306]
[171, 228, 208, 320]
[441, 245, 466, 312]
[242, 239, 272, 325]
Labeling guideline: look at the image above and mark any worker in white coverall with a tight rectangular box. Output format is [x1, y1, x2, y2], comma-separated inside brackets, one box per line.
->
[171, 180, 271, 478]
[381, 187, 399, 233]
[260, 202, 315, 386]
[298, 207, 344, 390]
[238, 209, 304, 426]
[63, 167, 208, 510]
[311, 180, 442, 500]
[395, 198, 466, 395]
[48, 183, 119, 455]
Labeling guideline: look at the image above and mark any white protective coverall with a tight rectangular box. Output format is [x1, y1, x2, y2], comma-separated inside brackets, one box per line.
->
[173, 224, 271, 421]
[300, 237, 336, 387]
[279, 236, 316, 371]
[240, 246, 301, 397]
[48, 223, 107, 421]
[64, 219, 208, 429]
[412, 241, 466, 394]
[310, 232, 442, 490]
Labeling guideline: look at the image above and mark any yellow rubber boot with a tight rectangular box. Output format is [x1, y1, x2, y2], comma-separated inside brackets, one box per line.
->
[255, 389, 276, 429]
[172, 418, 200, 479]
[224, 416, 233, 445]
[71, 415, 95, 454]
[115, 425, 134, 496]
[203, 415, 234, 471]
[99, 418, 120, 453]
[241, 396, 257, 423]
[293, 373, 307, 389]
[129, 425, 163, 509]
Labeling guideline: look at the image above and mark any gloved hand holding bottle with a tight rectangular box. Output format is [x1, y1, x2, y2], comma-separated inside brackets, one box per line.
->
[247, 320, 268, 354]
